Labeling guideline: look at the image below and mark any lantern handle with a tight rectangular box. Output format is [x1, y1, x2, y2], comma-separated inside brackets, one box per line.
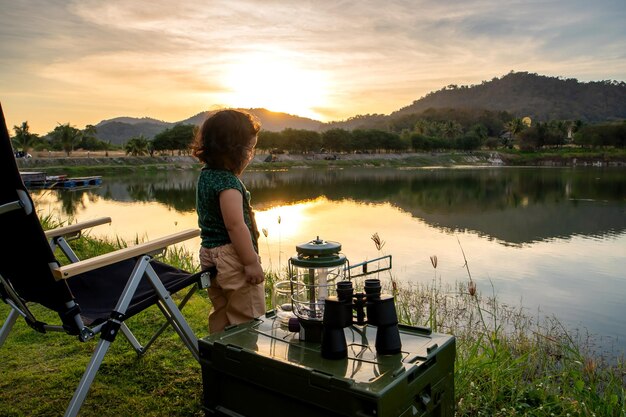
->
[345, 255, 392, 279]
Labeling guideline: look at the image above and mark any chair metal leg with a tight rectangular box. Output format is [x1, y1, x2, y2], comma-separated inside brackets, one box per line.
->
[120, 285, 196, 355]
[62, 256, 200, 416]
[0, 307, 19, 347]
[154, 299, 199, 361]
[64, 338, 112, 417]
[64, 257, 151, 417]
[141, 286, 196, 354]
[145, 266, 199, 360]
[54, 237, 80, 263]
[120, 322, 145, 354]
[114, 256, 151, 313]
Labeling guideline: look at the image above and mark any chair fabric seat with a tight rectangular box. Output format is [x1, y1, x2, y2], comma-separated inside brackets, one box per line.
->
[67, 259, 201, 323]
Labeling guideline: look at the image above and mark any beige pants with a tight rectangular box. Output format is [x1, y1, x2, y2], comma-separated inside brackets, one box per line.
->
[199, 244, 265, 334]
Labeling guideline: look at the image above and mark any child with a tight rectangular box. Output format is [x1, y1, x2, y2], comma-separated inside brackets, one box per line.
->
[192, 110, 265, 334]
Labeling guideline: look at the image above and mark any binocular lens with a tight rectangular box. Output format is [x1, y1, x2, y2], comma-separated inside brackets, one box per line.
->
[321, 279, 402, 360]
[364, 279, 382, 299]
[336, 280, 353, 302]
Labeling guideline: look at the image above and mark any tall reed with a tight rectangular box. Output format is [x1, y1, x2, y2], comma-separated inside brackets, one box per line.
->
[390, 238, 625, 416]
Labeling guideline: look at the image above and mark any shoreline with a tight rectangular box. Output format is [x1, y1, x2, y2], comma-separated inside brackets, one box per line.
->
[15, 150, 626, 173]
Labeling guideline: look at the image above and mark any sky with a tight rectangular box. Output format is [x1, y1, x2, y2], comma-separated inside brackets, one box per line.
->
[1, 0, 625, 135]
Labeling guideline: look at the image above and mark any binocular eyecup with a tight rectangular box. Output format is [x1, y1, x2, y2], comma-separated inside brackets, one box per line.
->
[321, 279, 402, 360]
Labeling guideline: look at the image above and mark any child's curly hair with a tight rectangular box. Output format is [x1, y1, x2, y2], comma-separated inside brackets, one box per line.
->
[192, 110, 261, 174]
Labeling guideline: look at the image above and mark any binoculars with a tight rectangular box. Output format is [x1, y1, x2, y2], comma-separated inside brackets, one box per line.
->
[321, 278, 402, 359]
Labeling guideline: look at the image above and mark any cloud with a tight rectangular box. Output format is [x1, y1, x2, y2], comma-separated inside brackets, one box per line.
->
[42, 51, 226, 94]
[1, 0, 625, 131]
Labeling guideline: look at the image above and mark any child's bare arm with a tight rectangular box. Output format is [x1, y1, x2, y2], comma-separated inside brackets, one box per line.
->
[220, 189, 264, 284]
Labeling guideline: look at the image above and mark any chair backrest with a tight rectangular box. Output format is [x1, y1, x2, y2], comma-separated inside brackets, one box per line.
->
[0, 103, 76, 315]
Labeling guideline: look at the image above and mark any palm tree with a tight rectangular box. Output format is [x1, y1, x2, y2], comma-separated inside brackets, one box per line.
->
[503, 118, 525, 148]
[51, 123, 82, 156]
[414, 119, 441, 137]
[125, 135, 149, 156]
[12, 121, 38, 154]
[470, 123, 489, 141]
[413, 119, 429, 135]
[441, 120, 463, 140]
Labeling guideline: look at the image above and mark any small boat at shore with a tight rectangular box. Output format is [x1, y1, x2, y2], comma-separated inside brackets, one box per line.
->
[20, 171, 102, 189]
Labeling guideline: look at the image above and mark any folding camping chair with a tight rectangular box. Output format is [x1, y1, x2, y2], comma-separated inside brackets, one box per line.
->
[0, 102, 213, 417]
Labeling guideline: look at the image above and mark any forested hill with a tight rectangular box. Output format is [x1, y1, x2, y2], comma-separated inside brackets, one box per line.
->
[96, 108, 322, 145]
[394, 72, 626, 122]
[92, 72, 626, 145]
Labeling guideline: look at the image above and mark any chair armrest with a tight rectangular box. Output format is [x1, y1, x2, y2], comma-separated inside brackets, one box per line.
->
[45, 217, 112, 239]
[52, 229, 200, 280]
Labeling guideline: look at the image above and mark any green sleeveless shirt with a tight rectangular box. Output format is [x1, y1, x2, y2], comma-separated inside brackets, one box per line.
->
[196, 168, 259, 252]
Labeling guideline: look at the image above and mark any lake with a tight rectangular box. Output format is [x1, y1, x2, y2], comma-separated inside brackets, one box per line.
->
[31, 166, 626, 356]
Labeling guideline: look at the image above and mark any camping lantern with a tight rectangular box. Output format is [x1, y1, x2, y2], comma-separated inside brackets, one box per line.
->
[288, 237, 347, 342]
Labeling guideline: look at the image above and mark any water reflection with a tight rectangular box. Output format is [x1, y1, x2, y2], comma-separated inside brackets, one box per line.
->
[33, 167, 626, 246]
[29, 167, 626, 356]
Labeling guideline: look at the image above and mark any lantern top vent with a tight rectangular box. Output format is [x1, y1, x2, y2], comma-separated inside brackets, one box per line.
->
[291, 237, 345, 268]
[296, 236, 341, 256]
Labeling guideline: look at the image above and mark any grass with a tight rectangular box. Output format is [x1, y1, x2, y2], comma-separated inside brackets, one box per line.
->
[391, 277, 625, 416]
[498, 147, 626, 165]
[388, 242, 626, 417]
[1, 222, 625, 416]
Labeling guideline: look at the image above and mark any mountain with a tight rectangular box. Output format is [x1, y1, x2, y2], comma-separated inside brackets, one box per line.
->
[94, 72, 626, 144]
[95, 121, 171, 145]
[323, 113, 389, 131]
[97, 108, 323, 145]
[179, 108, 323, 131]
[394, 71, 626, 122]
[96, 116, 170, 126]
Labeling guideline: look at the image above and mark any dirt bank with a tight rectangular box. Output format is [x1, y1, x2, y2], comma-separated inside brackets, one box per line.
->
[16, 151, 505, 170]
[15, 150, 625, 171]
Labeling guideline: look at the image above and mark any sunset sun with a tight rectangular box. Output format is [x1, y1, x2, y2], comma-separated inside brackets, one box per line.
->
[220, 52, 330, 120]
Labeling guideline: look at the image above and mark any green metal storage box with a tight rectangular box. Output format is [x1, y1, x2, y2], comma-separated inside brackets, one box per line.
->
[199, 312, 455, 417]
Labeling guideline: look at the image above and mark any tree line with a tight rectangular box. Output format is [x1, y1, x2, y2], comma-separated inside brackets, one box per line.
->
[10, 110, 625, 158]
[10, 122, 197, 157]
